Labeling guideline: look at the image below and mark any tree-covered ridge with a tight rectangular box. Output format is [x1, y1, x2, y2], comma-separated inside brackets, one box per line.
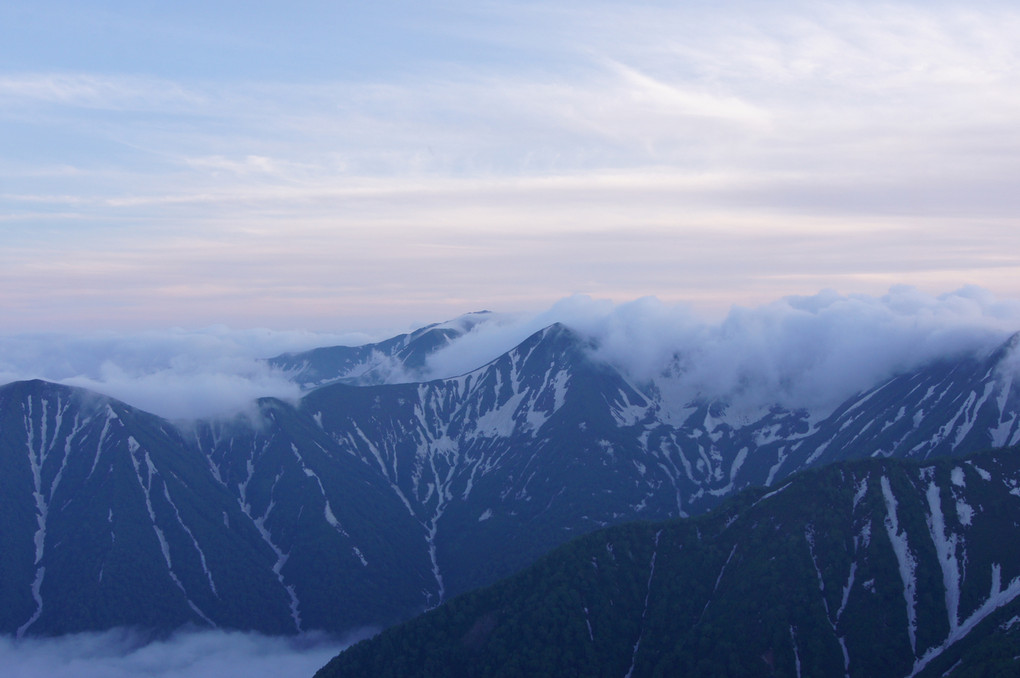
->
[316, 447, 1020, 678]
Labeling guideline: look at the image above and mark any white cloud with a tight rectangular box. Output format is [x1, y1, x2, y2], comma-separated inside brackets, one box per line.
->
[0, 327, 375, 420]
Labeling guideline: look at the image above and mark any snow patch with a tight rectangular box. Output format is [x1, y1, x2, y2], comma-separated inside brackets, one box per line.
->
[729, 447, 748, 482]
[951, 467, 965, 487]
[969, 464, 992, 482]
[852, 477, 869, 509]
[612, 402, 647, 427]
[765, 450, 788, 486]
[955, 500, 974, 526]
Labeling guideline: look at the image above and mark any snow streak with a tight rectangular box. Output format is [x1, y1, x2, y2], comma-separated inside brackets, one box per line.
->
[789, 625, 803, 678]
[17, 395, 83, 638]
[129, 443, 216, 627]
[881, 475, 918, 655]
[923, 478, 962, 637]
[805, 524, 851, 677]
[624, 530, 661, 678]
[911, 564, 1020, 676]
[236, 444, 303, 632]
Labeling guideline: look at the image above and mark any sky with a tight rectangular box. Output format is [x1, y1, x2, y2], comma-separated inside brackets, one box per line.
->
[2, 0, 1020, 333]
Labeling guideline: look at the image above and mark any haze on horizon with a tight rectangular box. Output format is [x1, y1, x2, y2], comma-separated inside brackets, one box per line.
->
[2, 0, 1020, 334]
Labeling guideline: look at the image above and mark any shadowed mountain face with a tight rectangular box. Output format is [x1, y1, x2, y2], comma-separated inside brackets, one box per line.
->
[316, 448, 1020, 678]
[0, 379, 296, 636]
[1, 325, 1018, 638]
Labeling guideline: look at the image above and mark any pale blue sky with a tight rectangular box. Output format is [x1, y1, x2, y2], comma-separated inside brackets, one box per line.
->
[2, 0, 1019, 332]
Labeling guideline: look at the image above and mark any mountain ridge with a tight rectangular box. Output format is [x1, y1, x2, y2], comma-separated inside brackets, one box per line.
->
[315, 446, 1020, 678]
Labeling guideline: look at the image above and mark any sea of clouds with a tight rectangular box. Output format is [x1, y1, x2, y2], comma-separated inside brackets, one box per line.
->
[0, 628, 365, 678]
[1, 287, 1018, 420]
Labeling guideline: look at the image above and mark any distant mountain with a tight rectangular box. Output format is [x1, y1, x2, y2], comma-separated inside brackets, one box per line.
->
[266, 311, 493, 388]
[315, 447, 1020, 678]
[1, 324, 1018, 639]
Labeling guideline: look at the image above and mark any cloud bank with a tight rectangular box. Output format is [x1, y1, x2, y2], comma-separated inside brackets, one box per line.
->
[424, 287, 1020, 414]
[0, 628, 359, 678]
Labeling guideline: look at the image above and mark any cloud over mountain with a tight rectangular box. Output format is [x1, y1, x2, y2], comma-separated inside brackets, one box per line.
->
[0, 327, 371, 419]
[0, 287, 1017, 420]
[425, 286, 1020, 414]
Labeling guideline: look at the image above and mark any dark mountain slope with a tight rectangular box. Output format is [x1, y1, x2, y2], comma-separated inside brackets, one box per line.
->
[0, 380, 292, 636]
[0, 380, 429, 637]
[316, 447, 1020, 678]
[189, 400, 435, 632]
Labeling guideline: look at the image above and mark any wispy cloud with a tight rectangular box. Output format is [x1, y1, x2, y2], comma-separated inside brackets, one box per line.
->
[2, 1, 1019, 329]
[0, 73, 204, 111]
[7, 3, 1020, 188]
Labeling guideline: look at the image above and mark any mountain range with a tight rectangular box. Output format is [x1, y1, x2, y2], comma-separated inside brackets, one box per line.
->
[0, 318, 1018, 642]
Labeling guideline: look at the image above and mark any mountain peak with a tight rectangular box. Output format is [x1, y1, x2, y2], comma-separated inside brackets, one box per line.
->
[0, 378, 105, 404]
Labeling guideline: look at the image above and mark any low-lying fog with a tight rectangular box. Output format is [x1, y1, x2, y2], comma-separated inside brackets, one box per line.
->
[0, 628, 367, 678]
